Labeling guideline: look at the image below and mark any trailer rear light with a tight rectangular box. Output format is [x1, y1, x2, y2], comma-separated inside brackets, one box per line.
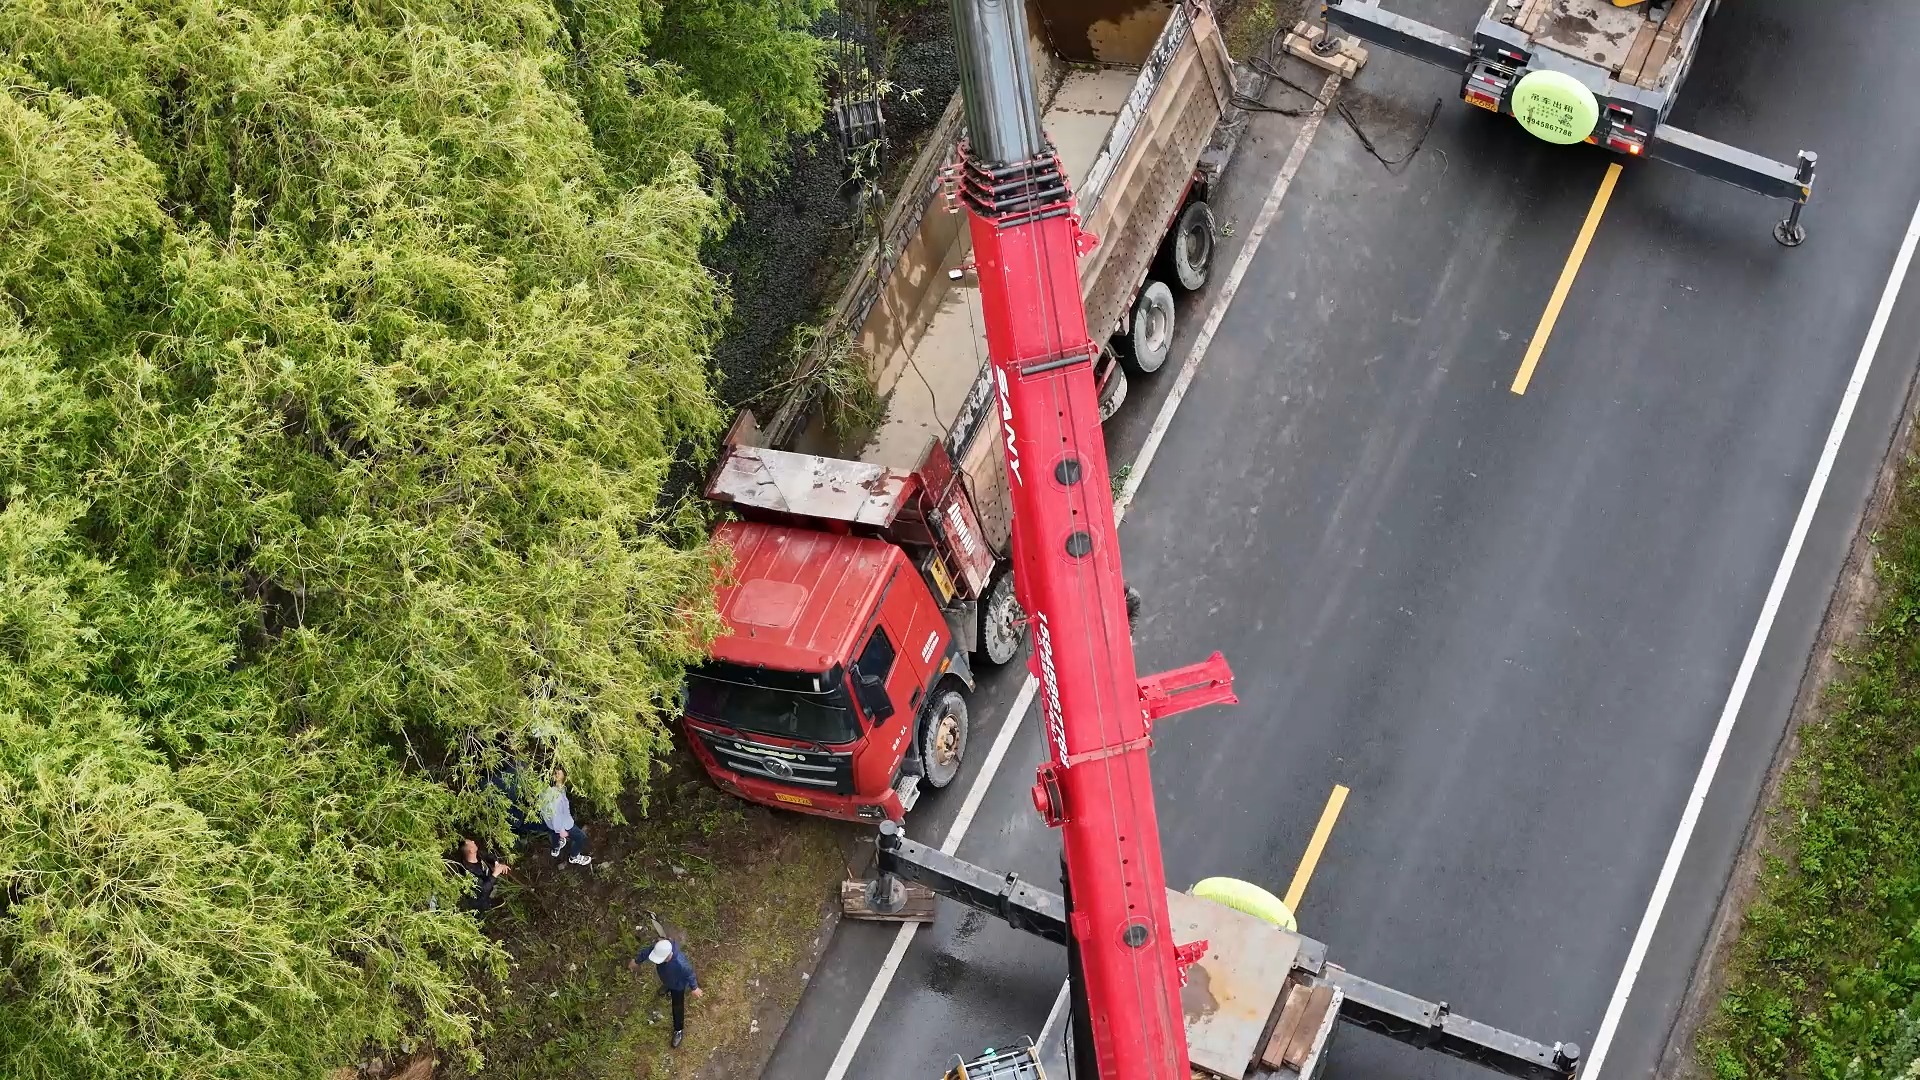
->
[1606, 131, 1645, 155]
[1464, 70, 1506, 112]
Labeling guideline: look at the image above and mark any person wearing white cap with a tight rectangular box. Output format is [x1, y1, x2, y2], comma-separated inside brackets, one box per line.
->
[629, 937, 701, 1047]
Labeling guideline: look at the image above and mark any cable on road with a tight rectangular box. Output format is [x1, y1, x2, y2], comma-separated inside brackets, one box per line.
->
[1230, 28, 1442, 172]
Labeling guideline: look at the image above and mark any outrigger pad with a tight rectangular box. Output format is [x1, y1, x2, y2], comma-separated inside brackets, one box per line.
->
[1283, 20, 1369, 80]
[840, 877, 937, 923]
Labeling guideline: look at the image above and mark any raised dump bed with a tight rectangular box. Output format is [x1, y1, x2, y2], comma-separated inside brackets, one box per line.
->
[859, 0, 1238, 557]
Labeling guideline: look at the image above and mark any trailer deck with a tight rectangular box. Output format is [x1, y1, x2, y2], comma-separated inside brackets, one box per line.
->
[1529, 0, 1699, 86]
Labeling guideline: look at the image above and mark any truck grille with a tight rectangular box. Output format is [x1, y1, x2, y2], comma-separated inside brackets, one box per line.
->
[695, 730, 856, 795]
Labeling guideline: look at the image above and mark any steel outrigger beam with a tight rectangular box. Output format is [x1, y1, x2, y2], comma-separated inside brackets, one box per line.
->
[867, 823, 1582, 1080]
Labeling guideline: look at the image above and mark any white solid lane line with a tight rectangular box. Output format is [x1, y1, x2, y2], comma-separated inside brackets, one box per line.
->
[1583, 194, 1920, 1078]
[822, 71, 1343, 1080]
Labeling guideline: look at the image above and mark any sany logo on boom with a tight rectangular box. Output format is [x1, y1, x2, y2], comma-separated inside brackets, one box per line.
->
[996, 367, 1022, 486]
[1034, 611, 1067, 764]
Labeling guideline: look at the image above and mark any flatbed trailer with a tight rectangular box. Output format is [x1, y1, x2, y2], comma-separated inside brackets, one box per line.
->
[1323, 0, 1817, 243]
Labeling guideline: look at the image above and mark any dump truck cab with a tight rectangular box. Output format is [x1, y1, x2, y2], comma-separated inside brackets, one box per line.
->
[684, 416, 995, 822]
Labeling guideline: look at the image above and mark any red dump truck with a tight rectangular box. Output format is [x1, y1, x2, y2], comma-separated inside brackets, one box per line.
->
[685, 0, 1243, 823]
[682, 418, 1016, 822]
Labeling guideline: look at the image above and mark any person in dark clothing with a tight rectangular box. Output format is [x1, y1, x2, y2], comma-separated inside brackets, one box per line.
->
[449, 839, 510, 913]
[629, 938, 702, 1047]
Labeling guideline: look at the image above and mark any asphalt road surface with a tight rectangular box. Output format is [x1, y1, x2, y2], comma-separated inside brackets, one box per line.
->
[762, 1, 1920, 1077]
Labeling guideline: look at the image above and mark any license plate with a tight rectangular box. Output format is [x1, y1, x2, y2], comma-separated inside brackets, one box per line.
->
[774, 793, 813, 807]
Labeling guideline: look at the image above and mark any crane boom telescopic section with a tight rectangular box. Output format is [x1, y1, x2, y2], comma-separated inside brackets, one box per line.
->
[950, 0, 1232, 1076]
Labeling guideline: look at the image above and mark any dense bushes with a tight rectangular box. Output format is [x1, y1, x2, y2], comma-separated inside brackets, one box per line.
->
[0, 1, 827, 1075]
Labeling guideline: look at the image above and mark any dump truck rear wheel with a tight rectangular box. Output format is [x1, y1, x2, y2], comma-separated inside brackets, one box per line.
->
[979, 570, 1023, 666]
[1162, 200, 1216, 291]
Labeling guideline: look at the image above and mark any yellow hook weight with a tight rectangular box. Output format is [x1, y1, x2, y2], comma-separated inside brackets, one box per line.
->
[1189, 877, 1297, 933]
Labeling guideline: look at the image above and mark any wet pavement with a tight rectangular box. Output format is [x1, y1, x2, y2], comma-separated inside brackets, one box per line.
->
[762, 1, 1920, 1077]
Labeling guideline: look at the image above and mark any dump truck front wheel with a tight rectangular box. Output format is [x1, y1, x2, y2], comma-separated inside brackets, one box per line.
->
[921, 689, 969, 789]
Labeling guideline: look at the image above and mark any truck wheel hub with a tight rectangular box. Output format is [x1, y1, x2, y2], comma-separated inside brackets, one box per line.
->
[1142, 306, 1170, 352]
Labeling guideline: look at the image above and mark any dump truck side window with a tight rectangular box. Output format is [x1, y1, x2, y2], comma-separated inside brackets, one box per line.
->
[851, 627, 897, 722]
[857, 626, 896, 680]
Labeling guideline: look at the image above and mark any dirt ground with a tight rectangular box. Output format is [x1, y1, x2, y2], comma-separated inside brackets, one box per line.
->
[1217, 0, 1308, 59]
[454, 764, 858, 1080]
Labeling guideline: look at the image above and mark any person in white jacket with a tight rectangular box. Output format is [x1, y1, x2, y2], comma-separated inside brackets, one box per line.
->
[538, 766, 592, 866]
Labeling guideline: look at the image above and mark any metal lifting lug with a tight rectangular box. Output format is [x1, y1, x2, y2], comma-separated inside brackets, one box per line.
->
[1030, 763, 1066, 827]
[1072, 219, 1100, 257]
[1137, 651, 1238, 722]
[1172, 938, 1210, 987]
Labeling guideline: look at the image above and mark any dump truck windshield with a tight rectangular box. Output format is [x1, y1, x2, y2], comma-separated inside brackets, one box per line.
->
[684, 664, 861, 745]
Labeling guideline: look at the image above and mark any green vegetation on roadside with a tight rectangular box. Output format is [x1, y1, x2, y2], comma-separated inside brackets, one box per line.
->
[0, 1, 835, 1076]
[1218, 0, 1306, 61]
[1704, 449, 1920, 1080]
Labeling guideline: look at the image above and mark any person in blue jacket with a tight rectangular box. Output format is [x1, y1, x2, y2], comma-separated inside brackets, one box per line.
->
[631, 938, 702, 1047]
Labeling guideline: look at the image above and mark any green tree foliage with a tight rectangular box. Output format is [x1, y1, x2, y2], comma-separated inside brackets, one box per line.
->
[0, 0, 828, 1075]
[548, 0, 832, 186]
[650, 0, 836, 179]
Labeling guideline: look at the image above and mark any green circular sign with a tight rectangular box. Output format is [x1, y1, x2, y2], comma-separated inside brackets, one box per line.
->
[1509, 69, 1600, 146]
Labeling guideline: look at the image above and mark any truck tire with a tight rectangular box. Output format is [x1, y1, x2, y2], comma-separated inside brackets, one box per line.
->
[1119, 280, 1175, 376]
[921, 689, 969, 789]
[1161, 200, 1216, 292]
[979, 570, 1024, 666]
[1097, 364, 1130, 420]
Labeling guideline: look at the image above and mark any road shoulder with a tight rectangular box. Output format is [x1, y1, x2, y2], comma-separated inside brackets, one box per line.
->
[1660, 355, 1920, 1077]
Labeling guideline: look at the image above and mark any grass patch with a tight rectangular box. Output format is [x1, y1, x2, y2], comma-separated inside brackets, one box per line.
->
[1701, 449, 1920, 1080]
[1217, 0, 1306, 60]
[462, 771, 847, 1079]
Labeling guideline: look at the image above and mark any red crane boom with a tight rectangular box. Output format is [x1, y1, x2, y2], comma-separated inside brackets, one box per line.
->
[950, 1, 1235, 1075]
[861, 9, 1578, 1080]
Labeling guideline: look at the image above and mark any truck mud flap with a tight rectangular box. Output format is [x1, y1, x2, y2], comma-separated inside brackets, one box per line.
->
[1323, 1, 1472, 71]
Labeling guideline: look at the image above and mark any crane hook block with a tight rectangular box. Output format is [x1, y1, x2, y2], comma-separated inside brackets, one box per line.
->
[1137, 651, 1237, 722]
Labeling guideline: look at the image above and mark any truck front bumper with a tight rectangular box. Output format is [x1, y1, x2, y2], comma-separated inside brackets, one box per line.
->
[687, 733, 904, 822]
[706, 766, 903, 823]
